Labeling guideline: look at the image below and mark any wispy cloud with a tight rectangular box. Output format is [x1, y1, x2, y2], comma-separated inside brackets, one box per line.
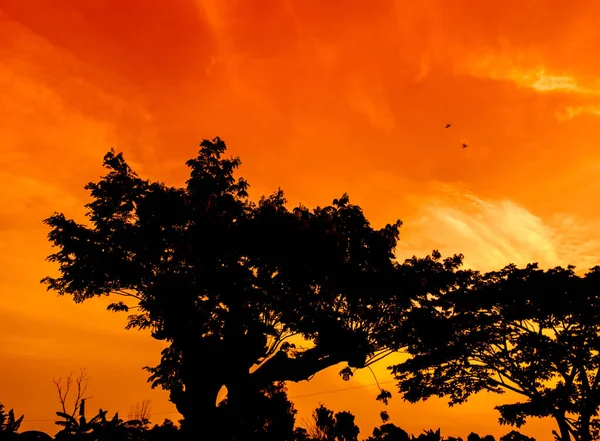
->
[556, 105, 600, 121]
[398, 184, 600, 273]
[459, 53, 599, 95]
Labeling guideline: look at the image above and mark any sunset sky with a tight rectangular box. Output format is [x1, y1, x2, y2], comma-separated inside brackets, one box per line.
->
[2, 1, 600, 438]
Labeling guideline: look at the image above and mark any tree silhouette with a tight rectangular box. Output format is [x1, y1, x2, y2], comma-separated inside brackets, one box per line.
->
[216, 382, 304, 441]
[53, 370, 91, 423]
[42, 138, 462, 438]
[499, 431, 536, 441]
[391, 263, 600, 441]
[304, 404, 360, 441]
[0, 396, 546, 441]
[467, 433, 495, 441]
[0, 403, 23, 440]
[0, 405, 22, 434]
[365, 422, 410, 441]
[18, 431, 54, 440]
[416, 429, 443, 441]
[146, 419, 182, 441]
[54, 398, 100, 439]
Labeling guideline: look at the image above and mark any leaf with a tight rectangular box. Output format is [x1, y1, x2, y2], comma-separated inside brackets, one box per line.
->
[55, 412, 77, 425]
[376, 389, 392, 405]
[107, 302, 129, 312]
[339, 367, 354, 381]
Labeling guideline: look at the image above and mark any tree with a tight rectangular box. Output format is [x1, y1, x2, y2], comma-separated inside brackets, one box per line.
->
[499, 431, 536, 441]
[127, 400, 151, 424]
[216, 382, 307, 441]
[43, 138, 461, 438]
[467, 434, 496, 441]
[414, 429, 443, 441]
[365, 422, 410, 441]
[0, 402, 23, 438]
[146, 419, 182, 441]
[303, 404, 360, 441]
[391, 263, 600, 441]
[53, 369, 91, 422]
[18, 431, 54, 440]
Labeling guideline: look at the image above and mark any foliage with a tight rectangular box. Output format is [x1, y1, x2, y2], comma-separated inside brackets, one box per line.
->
[42, 137, 461, 436]
[217, 382, 303, 441]
[365, 422, 410, 441]
[499, 431, 537, 441]
[391, 263, 600, 441]
[0, 397, 539, 441]
[0, 403, 24, 433]
[304, 404, 361, 441]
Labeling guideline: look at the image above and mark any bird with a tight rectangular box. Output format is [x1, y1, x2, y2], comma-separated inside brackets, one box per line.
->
[462, 143, 468, 149]
[445, 123, 452, 129]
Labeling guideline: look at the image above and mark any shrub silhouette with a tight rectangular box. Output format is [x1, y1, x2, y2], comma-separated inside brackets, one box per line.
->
[0, 403, 23, 434]
[0, 396, 541, 441]
[499, 431, 537, 441]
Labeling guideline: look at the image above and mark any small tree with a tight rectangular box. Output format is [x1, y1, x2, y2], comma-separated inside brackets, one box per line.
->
[365, 422, 410, 441]
[500, 431, 536, 441]
[53, 369, 91, 420]
[127, 400, 151, 427]
[217, 382, 304, 441]
[147, 419, 182, 441]
[0, 402, 24, 434]
[304, 404, 360, 441]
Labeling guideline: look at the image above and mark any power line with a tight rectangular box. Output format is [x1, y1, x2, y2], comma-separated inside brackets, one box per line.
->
[18, 379, 397, 423]
[289, 379, 396, 399]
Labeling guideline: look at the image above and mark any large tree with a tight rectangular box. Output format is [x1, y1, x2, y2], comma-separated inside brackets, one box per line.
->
[42, 137, 462, 439]
[391, 263, 600, 441]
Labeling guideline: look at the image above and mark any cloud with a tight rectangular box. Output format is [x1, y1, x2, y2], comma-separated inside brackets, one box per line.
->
[457, 50, 599, 94]
[345, 77, 397, 133]
[556, 105, 600, 121]
[397, 183, 600, 272]
[451, 48, 600, 120]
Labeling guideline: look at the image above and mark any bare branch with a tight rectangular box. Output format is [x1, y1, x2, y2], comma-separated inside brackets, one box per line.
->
[113, 289, 143, 301]
[128, 400, 152, 422]
[53, 368, 92, 418]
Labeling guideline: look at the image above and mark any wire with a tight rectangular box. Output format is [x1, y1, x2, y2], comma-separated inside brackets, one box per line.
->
[18, 379, 397, 423]
[289, 379, 396, 399]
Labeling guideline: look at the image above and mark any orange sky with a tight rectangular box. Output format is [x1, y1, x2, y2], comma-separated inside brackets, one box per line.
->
[1, 1, 600, 438]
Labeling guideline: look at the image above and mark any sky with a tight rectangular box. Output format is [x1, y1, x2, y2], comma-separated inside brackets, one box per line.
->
[1, 0, 600, 438]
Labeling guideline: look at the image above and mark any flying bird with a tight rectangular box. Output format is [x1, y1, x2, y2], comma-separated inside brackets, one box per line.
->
[445, 124, 452, 129]
[462, 143, 468, 149]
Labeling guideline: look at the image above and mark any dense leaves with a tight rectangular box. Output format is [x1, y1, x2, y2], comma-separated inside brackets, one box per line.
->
[391, 263, 600, 441]
[41, 136, 593, 441]
[43, 138, 456, 438]
[0, 403, 23, 434]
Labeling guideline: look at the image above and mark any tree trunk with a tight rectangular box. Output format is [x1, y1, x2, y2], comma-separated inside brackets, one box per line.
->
[163, 337, 232, 440]
[252, 345, 345, 387]
[579, 411, 591, 441]
[170, 367, 226, 441]
[224, 379, 253, 441]
[553, 412, 573, 441]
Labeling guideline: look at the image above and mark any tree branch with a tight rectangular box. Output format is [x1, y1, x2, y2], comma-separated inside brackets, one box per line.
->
[252, 345, 345, 387]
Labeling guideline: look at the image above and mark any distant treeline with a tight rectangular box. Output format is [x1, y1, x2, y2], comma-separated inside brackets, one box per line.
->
[25, 137, 600, 441]
[1, 386, 536, 441]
